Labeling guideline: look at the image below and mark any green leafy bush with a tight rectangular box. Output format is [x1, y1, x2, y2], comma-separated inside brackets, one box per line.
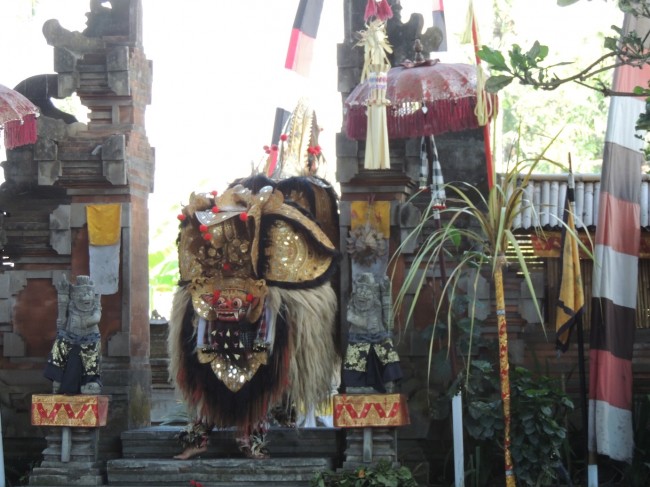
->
[459, 361, 574, 486]
[311, 460, 417, 487]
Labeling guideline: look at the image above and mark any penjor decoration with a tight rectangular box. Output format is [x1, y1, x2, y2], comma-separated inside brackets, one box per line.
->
[357, 1, 393, 170]
[169, 174, 340, 458]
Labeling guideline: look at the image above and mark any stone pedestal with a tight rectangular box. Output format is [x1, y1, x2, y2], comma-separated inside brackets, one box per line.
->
[333, 393, 409, 469]
[29, 394, 109, 486]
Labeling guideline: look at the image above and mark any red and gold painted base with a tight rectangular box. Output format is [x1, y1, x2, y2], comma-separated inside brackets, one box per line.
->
[31, 394, 109, 428]
[333, 393, 410, 428]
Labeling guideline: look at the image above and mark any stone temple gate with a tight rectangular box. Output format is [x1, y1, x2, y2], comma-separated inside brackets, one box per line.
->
[0, 0, 154, 465]
[0, 1, 497, 485]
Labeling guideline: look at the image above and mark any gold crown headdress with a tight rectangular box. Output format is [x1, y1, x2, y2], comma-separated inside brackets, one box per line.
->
[176, 183, 337, 318]
[71, 275, 95, 292]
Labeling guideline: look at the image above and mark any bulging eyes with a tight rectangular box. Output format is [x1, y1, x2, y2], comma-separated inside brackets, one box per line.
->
[216, 297, 227, 307]
[231, 298, 243, 308]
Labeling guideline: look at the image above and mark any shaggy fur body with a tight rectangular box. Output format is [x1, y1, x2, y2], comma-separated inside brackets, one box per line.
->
[168, 176, 340, 433]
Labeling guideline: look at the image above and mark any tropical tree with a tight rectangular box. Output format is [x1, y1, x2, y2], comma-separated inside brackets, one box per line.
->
[478, 0, 650, 163]
[392, 131, 565, 486]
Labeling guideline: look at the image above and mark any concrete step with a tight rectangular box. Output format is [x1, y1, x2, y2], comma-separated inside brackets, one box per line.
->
[119, 425, 343, 460]
[107, 426, 344, 486]
[106, 457, 333, 486]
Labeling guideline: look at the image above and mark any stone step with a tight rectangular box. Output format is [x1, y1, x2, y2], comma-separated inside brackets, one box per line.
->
[29, 466, 103, 486]
[119, 426, 343, 460]
[106, 457, 333, 486]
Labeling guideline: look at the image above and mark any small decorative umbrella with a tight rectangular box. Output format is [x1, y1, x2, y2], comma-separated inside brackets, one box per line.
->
[0, 83, 39, 150]
[345, 58, 497, 141]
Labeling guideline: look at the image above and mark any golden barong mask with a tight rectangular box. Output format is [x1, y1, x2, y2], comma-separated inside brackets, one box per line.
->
[177, 184, 337, 291]
[189, 277, 267, 323]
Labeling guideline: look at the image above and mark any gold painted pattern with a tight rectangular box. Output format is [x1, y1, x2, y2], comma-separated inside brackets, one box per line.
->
[264, 220, 333, 283]
[197, 349, 268, 392]
[343, 341, 400, 372]
[31, 394, 109, 427]
[333, 393, 410, 428]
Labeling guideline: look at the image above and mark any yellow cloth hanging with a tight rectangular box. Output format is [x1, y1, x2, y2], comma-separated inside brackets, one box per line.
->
[87, 204, 121, 246]
[350, 200, 390, 237]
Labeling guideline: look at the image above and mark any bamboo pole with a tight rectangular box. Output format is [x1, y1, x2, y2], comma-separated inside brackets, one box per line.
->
[494, 255, 516, 487]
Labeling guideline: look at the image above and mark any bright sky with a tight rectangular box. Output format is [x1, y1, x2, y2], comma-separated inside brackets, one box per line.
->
[1, 0, 344, 234]
[1, 0, 622, 314]
[1, 0, 622, 188]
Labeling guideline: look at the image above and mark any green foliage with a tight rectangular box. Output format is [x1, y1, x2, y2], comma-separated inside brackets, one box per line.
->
[390, 132, 593, 485]
[311, 460, 418, 487]
[478, 5, 650, 165]
[392, 134, 561, 343]
[458, 361, 574, 486]
[477, 21, 650, 96]
[148, 247, 179, 317]
[149, 249, 179, 290]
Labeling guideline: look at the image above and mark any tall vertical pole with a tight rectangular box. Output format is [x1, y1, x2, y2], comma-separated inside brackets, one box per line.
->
[426, 135, 464, 486]
[1, 410, 5, 487]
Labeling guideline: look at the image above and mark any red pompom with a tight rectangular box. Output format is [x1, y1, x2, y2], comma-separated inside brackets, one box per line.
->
[364, 0, 377, 21]
[271, 144, 278, 151]
[263, 145, 269, 151]
[222, 262, 231, 271]
[280, 134, 288, 141]
[210, 190, 218, 196]
[377, 0, 393, 20]
[202, 233, 212, 241]
[199, 224, 208, 233]
[212, 290, 221, 300]
[239, 212, 249, 222]
[246, 293, 254, 303]
[211, 206, 219, 213]
[177, 214, 186, 221]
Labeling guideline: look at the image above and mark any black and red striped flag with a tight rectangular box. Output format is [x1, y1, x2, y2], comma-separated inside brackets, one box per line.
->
[269, 0, 324, 175]
[285, 0, 324, 77]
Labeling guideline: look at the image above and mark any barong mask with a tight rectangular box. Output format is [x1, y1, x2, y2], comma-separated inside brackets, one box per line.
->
[175, 183, 338, 393]
[178, 183, 336, 292]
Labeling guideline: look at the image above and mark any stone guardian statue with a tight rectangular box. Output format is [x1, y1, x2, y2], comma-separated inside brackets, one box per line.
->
[342, 272, 402, 393]
[44, 275, 102, 394]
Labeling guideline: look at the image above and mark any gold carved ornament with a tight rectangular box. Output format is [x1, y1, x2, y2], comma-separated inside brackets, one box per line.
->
[175, 184, 336, 391]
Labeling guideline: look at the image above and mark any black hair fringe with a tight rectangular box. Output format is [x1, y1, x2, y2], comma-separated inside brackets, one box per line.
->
[178, 301, 291, 431]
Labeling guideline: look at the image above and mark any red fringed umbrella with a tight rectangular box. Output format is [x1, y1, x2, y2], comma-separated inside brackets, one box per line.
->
[0, 83, 39, 150]
[345, 59, 497, 140]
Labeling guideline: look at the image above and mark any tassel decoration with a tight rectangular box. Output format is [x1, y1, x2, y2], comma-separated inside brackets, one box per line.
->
[3, 113, 38, 149]
[376, 0, 393, 21]
[346, 97, 489, 140]
[364, 0, 378, 21]
[365, 0, 393, 22]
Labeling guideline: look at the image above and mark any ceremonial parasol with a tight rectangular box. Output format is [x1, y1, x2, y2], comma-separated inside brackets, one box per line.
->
[0, 83, 39, 150]
[345, 58, 497, 140]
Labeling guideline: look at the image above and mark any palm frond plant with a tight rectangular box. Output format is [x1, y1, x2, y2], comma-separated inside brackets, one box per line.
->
[391, 131, 564, 487]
